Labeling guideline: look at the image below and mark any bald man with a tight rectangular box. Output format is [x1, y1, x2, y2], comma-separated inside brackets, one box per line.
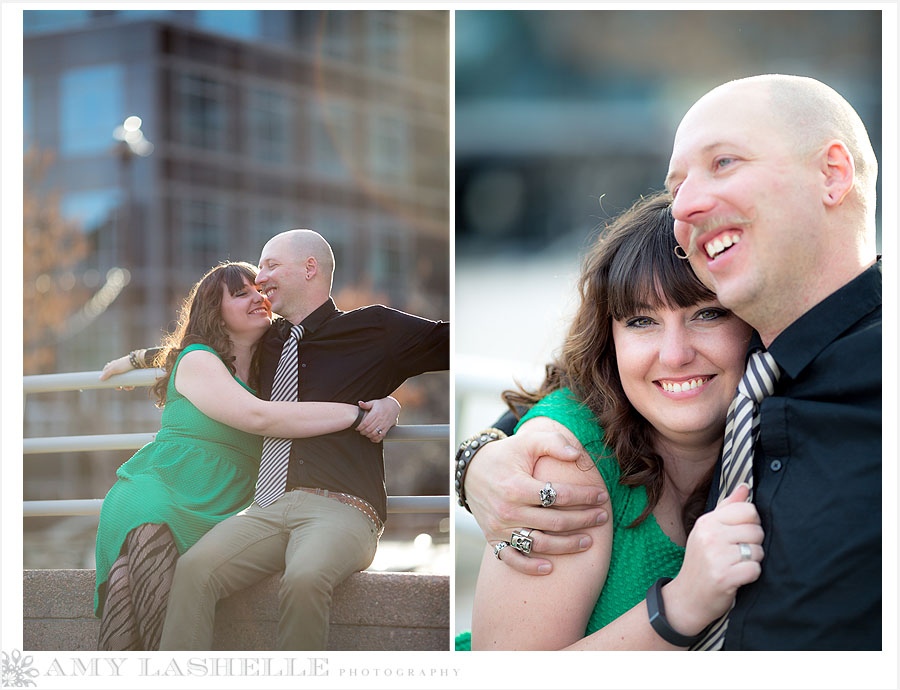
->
[158, 230, 449, 650]
[461, 75, 881, 650]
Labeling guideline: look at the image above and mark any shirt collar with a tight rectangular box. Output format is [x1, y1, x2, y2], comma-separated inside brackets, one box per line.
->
[273, 297, 340, 340]
[766, 260, 881, 380]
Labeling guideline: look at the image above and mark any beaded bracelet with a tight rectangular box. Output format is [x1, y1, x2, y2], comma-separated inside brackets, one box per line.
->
[128, 349, 145, 369]
[455, 428, 507, 512]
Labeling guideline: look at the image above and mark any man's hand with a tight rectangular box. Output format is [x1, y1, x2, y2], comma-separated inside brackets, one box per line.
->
[356, 396, 401, 443]
[464, 425, 609, 575]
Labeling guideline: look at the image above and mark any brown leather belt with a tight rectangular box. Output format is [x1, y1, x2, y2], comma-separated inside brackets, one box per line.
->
[290, 486, 384, 536]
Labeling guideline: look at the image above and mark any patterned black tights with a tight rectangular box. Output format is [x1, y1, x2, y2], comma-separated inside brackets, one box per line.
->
[97, 523, 178, 651]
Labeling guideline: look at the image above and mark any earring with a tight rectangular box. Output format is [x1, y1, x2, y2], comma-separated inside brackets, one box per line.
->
[674, 245, 689, 260]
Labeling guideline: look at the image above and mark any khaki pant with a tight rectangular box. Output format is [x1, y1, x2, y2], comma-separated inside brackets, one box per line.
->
[159, 489, 378, 650]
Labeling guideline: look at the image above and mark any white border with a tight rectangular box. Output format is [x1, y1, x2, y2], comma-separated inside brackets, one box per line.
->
[4, 4, 897, 690]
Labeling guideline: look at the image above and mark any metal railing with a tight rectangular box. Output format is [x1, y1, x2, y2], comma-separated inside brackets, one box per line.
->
[24, 369, 449, 517]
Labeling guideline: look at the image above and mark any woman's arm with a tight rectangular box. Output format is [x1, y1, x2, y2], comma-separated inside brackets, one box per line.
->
[99, 348, 159, 380]
[471, 420, 765, 651]
[471, 416, 613, 650]
[566, 483, 763, 650]
[173, 349, 358, 438]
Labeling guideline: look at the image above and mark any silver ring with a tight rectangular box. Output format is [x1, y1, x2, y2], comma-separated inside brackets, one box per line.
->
[493, 541, 510, 560]
[376, 428, 383, 435]
[539, 481, 557, 507]
[510, 529, 534, 555]
[738, 542, 752, 562]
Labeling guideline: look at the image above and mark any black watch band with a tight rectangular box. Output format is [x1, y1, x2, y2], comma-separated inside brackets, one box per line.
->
[646, 577, 704, 647]
[353, 405, 367, 430]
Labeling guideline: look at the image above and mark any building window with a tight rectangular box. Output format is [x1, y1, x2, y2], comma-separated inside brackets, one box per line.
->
[59, 64, 124, 157]
[310, 204, 351, 286]
[177, 199, 227, 269]
[313, 100, 354, 181]
[113, 10, 174, 21]
[368, 112, 409, 184]
[24, 10, 91, 35]
[370, 215, 409, 297]
[60, 188, 121, 235]
[59, 189, 122, 270]
[251, 206, 292, 257]
[366, 11, 405, 72]
[322, 11, 354, 60]
[176, 74, 228, 151]
[195, 10, 261, 41]
[247, 88, 291, 164]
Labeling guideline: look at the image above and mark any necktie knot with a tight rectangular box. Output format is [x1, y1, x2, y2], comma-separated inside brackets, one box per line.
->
[289, 324, 304, 342]
[737, 349, 781, 404]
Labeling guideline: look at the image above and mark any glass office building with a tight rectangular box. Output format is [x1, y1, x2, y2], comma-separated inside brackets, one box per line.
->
[24, 9, 449, 373]
[23, 9, 449, 506]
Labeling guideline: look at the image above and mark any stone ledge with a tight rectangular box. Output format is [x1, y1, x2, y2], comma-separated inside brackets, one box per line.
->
[24, 569, 449, 651]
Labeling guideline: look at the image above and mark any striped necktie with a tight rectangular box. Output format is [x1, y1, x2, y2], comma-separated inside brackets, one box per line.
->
[692, 348, 781, 650]
[254, 323, 304, 507]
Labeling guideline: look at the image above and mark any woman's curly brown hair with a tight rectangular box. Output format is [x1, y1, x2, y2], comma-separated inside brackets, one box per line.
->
[504, 191, 718, 534]
[150, 261, 263, 406]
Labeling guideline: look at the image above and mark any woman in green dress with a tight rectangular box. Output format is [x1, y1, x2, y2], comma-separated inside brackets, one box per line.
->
[94, 261, 398, 650]
[463, 192, 763, 649]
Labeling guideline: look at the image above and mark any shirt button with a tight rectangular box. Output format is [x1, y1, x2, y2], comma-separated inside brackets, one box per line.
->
[770, 459, 783, 472]
[298, 459, 304, 465]
[301, 363, 307, 368]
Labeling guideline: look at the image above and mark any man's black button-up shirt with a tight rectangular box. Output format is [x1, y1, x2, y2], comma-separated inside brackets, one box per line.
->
[709, 261, 882, 650]
[258, 298, 449, 522]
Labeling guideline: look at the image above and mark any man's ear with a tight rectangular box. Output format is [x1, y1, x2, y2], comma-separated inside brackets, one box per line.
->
[821, 140, 855, 207]
[306, 256, 318, 279]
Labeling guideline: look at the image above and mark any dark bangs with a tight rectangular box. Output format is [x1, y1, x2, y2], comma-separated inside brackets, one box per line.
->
[605, 201, 715, 320]
[219, 262, 259, 295]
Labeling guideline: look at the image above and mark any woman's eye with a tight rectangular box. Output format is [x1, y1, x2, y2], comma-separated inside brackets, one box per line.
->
[625, 316, 655, 328]
[695, 308, 727, 321]
[715, 157, 734, 170]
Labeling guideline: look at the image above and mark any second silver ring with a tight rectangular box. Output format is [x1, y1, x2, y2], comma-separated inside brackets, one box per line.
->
[510, 528, 535, 555]
[493, 541, 511, 560]
[539, 481, 557, 507]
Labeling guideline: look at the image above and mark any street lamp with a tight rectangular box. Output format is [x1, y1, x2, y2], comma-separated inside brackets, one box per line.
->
[113, 115, 154, 157]
[111, 115, 154, 327]
[112, 115, 154, 259]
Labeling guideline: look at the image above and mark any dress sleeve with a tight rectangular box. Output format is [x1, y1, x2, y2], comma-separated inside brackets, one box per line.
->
[514, 388, 623, 502]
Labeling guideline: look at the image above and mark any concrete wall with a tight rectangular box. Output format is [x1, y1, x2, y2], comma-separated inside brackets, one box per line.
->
[24, 569, 449, 651]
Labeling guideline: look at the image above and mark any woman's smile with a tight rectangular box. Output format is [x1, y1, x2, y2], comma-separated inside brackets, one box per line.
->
[655, 375, 715, 396]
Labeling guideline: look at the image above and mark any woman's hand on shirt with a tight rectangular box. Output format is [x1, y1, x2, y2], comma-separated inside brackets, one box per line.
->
[663, 483, 765, 636]
[465, 417, 610, 575]
[355, 396, 401, 443]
